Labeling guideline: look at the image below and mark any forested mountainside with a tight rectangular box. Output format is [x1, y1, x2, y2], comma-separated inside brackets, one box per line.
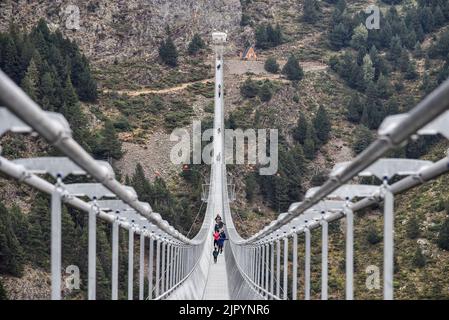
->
[1, 0, 449, 299]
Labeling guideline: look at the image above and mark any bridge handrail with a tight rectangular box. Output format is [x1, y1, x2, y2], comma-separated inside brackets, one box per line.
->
[244, 78, 449, 243]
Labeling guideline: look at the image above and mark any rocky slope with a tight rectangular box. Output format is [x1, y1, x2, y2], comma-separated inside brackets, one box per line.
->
[0, 0, 242, 63]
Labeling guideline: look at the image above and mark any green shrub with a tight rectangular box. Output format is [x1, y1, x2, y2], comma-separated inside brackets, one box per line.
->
[437, 217, 449, 251]
[259, 82, 273, 102]
[264, 57, 279, 73]
[366, 225, 382, 245]
[240, 78, 259, 98]
[412, 247, 426, 268]
[406, 216, 421, 239]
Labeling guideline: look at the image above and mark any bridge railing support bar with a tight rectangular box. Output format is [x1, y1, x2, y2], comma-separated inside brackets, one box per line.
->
[155, 239, 161, 298]
[161, 241, 166, 294]
[276, 240, 281, 297]
[345, 203, 354, 300]
[128, 227, 134, 300]
[283, 237, 288, 300]
[112, 220, 119, 300]
[139, 232, 145, 300]
[88, 201, 97, 300]
[305, 227, 311, 300]
[383, 180, 394, 300]
[321, 215, 328, 300]
[51, 178, 63, 300]
[148, 237, 154, 300]
[270, 242, 275, 296]
[292, 233, 298, 300]
[265, 243, 270, 294]
[165, 244, 170, 292]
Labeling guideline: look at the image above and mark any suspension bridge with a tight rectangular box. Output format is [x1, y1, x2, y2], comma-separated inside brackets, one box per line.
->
[1, 32, 449, 300]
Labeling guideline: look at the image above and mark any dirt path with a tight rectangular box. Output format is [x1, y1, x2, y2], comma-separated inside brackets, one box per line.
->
[104, 78, 214, 96]
[104, 60, 327, 97]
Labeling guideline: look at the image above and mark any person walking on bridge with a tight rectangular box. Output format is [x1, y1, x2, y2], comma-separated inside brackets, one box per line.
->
[213, 230, 220, 247]
[213, 247, 219, 263]
[218, 230, 227, 254]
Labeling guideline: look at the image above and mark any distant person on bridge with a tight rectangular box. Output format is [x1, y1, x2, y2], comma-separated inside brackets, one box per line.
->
[215, 214, 222, 224]
[218, 230, 227, 254]
[213, 230, 220, 247]
[213, 247, 219, 263]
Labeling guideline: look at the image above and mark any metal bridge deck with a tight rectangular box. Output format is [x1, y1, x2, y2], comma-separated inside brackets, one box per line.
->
[202, 250, 230, 300]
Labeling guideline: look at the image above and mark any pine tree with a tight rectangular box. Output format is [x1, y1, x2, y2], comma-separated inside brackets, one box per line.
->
[303, 124, 317, 160]
[258, 82, 273, 102]
[71, 53, 98, 102]
[282, 55, 304, 81]
[159, 37, 178, 67]
[329, 23, 351, 50]
[437, 217, 449, 251]
[376, 74, 393, 99]
[292, 112, 308, 144]
[313, 106, 331, 144]
[27, 196, 51, 268]
[1, 35, 21, 83]
[94, 120, 123, 161]
[351, 24, 368, 50]
[61, 75, 92, 150]
[362, 54, 375, 86]
[245, 174, 257, 202]
[303, 0, 319, 24]
[0, 201, 24, 276]
[188, 34, 205, 55]
[131, 163, 152, 203]
[346, 93, 364, 123]
[20, 57, 39, 100]
[388, 35, 403, 63]
[264, 57, 279, 73]
[352, 125, 374, 155]
[0, 279, 7, 300]
[255, 24, 282, 48]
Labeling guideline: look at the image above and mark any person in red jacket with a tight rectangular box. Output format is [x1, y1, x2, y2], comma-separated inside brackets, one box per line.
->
[213, 230, 220, 248]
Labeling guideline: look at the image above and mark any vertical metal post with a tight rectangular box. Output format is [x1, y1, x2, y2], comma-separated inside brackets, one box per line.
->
[51, 182, 62, 300]
[88, 203, 96, 300]
[265, 243, 270, 293]
[255, 246, 260, 287]
[384, 185, 394, 300]
[161, 241, 166, 294]
[283, 237, 288, 300]
[276, 240, 281, 297]
[261, 244, 265, 291]
[345, 204, 354, 300]
[170, 244, 174, 289]
[155, 240, 161, 297]
[165, 244, 170, 291]
[177, 246, 181, 283]
[148, 237, 154, 300]
[305, 227, 311, 300]
[292, 233, 298, 300]
[175, 246, 179, 285]
[128, 228, 134, 300]
[251, 247, 255, 281]
[270, 242, 274, 295]
[139, 233, 145, 300]
[111, 220, 119, 300]
[321, 218, 328, 300]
